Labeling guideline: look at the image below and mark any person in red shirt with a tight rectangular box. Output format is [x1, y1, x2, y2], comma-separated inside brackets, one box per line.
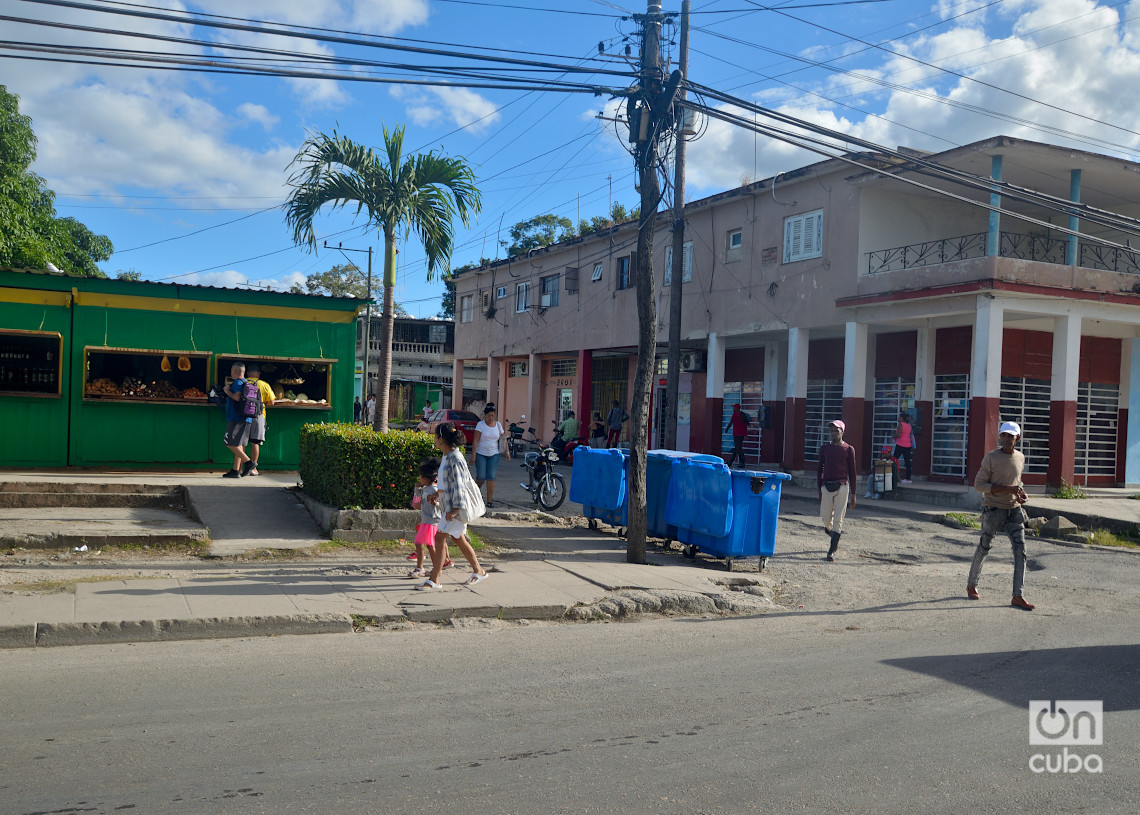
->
[724, 403, 750, 467]
[817, 419, 857, 561]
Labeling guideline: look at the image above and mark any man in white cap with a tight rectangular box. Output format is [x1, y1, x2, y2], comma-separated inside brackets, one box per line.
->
[817, 419, 857, 561]
[968, 421, 1035, 610]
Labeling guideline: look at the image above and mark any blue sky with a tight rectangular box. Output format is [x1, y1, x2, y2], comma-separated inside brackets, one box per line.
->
[3, 0, 1139, 317]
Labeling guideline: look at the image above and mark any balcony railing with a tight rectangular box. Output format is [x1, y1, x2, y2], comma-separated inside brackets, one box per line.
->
[355, 340, 448, 357]
[867, 231, 1140, 275]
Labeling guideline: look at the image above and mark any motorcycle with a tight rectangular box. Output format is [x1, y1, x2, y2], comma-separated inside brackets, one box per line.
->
[519, 427, 567, 510]
[550, 420, 584, 464]
[505, 416, 527, 458]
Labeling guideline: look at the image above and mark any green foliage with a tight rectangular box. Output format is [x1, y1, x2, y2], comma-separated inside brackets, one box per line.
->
[576, 201, 641, 237]
[115, 268, 142, 281]
[1087, 528, 1138, 548]
[438, 273, 456, 319]
[0, 86, 113, 276]
[503, 213, 573, 256]
[1051, 479, 1088, 499]
[290, 261, 375, 298]
[944, 511, 981, 529]
[299, 423, 437, 509]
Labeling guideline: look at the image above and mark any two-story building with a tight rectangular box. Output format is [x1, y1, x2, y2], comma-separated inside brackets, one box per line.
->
[451, 136, 1140, 487]
[357, 315, 487, 419]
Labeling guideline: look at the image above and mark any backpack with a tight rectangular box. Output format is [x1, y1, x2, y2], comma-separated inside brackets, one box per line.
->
[241, 380, 262, 417]
[740, 411, 751, 425]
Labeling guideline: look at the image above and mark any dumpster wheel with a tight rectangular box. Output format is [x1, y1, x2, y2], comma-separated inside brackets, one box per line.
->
[724, 557, 734, 572]
[757, 556, 768, 572]
[682, 544, 696, 559]
[588, 518, 598, 531]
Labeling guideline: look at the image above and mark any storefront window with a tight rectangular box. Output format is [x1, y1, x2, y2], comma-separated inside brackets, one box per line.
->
[84, 347, 210, 402]
[0, 330, 62, 397]
[215, 356, 332, 409]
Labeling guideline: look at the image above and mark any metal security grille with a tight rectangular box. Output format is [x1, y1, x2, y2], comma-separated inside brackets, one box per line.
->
[550, 358, 577, 378]
[722, 382, 763, 462]
[873, 378, 916, 457]
[999, 377, 1050, 475]
[1076, 383, 1118, 479]
[932, 374, 969, 478]
[804, 379, 843, 462]
[592, 355, 629, 443]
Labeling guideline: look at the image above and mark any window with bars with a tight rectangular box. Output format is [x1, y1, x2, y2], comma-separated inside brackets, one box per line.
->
[932, 373, 969, 478]
[804, 378, 843, 462]
[550, 358, 577, 378]
[999, 377, 1050, 475]
[783, 209, 824, 264]
[1076, 382, 1118, 479]
[873, 378, 916, 456]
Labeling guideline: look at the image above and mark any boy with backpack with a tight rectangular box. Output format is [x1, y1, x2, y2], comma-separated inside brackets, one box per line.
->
[222, 361, 255, 478]
[724, 403, 751, 467]
[244, 362, 275, 477]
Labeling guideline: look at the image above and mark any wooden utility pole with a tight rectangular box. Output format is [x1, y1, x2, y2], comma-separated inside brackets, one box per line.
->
[664, 0, 690, 450]
[627, 0, 666, 564]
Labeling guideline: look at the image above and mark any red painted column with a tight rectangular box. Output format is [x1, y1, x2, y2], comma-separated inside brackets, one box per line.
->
[966, 396, 1000, 483]
[1047, 401, 1078, 487]
[842, 396, 867, 468]
[577, 349, 593, 425]
[783, 396, 806, 471]
[914, 401, 933, 477]
[761, 400, 784, 465]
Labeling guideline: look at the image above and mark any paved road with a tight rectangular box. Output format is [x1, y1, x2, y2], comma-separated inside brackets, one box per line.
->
[4, 519, 1137, 814]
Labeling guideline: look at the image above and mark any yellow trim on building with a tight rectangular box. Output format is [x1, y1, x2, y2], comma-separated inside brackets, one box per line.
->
[0, 287, 73, 308]
[72, 292, 358, 323]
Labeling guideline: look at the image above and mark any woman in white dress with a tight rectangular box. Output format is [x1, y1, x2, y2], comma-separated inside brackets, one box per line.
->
[470, 404, 510, 507]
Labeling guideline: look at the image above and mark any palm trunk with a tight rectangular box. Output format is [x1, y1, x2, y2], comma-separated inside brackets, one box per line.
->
[372, 232, 397, 433]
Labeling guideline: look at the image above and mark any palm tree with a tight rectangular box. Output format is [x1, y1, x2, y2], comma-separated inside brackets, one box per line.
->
[284, 125, 481, 432]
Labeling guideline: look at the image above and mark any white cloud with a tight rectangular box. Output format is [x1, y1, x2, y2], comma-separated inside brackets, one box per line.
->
[679, 0, 1140, 193]
[184, 268, 306, 292]
[390, 85, 502, 134]
[237, 102, 279, 130]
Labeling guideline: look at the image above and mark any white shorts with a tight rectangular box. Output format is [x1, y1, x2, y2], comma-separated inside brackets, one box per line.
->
[438, 518, 467, 539]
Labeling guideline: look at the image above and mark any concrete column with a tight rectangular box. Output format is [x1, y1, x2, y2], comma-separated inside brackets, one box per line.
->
[784, 327, 810, 471]
[762, 343, 784, 465]
[1048, 314, 1081, 487]
[914, 327, 936, 477]
[843, 321, 869, 466]
[987, 154, 1002, 257]
[1067, 169, 1082, 266]
[577, 349, 593, 427]
[486, 355, 500, 410]
[705, 332, 725, 399]
[527, 352, 542, 430]
[967, 296, 1004, 479]
[451, 358, 464, 411]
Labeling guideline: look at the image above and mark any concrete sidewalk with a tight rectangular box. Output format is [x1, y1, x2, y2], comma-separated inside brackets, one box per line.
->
[0, 547, 762, 649]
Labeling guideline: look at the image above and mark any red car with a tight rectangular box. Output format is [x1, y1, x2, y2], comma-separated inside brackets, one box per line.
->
[417, 409, 480, 446]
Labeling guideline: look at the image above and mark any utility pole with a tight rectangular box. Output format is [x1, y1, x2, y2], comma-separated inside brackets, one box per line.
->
[664, 0, 690, 450]
[326, 241, 373, 410]
[626, 0, 667, 564]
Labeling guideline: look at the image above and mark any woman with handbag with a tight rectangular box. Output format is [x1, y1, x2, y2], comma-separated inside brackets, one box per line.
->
[470, 404, 509, 508]
[418, 422, 489, 590]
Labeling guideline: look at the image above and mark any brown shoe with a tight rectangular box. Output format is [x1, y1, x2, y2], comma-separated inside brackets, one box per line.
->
[1011, 595, 1035, 611]
[966, 585, 980, 600]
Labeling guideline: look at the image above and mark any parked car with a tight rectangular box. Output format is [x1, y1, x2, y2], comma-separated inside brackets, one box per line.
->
[417, 409, 480, 446]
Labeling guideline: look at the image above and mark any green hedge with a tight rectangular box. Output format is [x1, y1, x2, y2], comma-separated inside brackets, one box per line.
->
[299, 423, 439, 509]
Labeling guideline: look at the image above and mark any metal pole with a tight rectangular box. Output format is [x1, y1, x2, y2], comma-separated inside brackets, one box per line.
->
[664, 0, 689, 450]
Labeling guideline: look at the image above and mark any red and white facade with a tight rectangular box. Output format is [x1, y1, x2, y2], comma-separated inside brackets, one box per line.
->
[452, 136, 1140, 487]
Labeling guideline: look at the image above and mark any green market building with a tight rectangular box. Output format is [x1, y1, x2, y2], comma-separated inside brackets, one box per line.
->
[0, 269, 366, 470]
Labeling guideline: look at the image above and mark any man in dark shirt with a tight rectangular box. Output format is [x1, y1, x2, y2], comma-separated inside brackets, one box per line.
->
[817, 419, 857, 561]
[222, 362, 253, 479]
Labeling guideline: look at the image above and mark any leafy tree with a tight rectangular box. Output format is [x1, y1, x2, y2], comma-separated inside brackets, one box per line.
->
[115, 268, 142, 281]
[503, 213, 573, 256]
[289, 262, 373, 298]
[577, 202, 640, 237]
[0, 86, 112, 276]
[285, 124, 480, 432]
[437, 273, 456, 320]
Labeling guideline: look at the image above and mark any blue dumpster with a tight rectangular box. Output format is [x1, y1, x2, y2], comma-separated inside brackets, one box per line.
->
[646, 450, 726, 541]
[667, 464, 791, 571]
[570, 447, 629, 529]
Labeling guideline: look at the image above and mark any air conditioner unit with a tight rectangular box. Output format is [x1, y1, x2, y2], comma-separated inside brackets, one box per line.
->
[680, 351, 706, 372]
[540, 292, 554, 308]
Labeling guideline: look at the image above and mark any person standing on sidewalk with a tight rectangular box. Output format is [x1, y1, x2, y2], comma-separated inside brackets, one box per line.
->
[894, 411, 914, 484]
[724, 403, 750, 467]
[353, 396, 362, 424]
[818, 419, 857, 562]
[471, 404, 509, 508]
[243, 363, 275, 477]
[967, 421, 1035, 610]
[606, 400, 629, 448]
[418, 422, 488, 590]
[221, 362, 253, 478]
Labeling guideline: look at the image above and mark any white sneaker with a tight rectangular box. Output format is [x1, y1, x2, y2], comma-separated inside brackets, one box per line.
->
[901, 479, 912, 484]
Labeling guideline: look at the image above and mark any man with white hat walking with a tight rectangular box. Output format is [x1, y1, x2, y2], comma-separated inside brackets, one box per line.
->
[817, 419, 857, 562]
[968, 421, 1035, 610]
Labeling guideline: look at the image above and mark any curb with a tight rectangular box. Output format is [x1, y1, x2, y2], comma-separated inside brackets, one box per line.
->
[2, 613, 353, 649]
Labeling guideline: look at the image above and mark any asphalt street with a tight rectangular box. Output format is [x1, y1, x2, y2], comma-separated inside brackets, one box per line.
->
[4, 500, 1138, 815]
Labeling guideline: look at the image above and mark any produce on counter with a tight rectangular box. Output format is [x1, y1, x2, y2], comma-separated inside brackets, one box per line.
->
[149, 379, 180, 399]
[85, 377, 120, 396]
[120, 376, 147, 396]
[181, 387, 206, 399]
